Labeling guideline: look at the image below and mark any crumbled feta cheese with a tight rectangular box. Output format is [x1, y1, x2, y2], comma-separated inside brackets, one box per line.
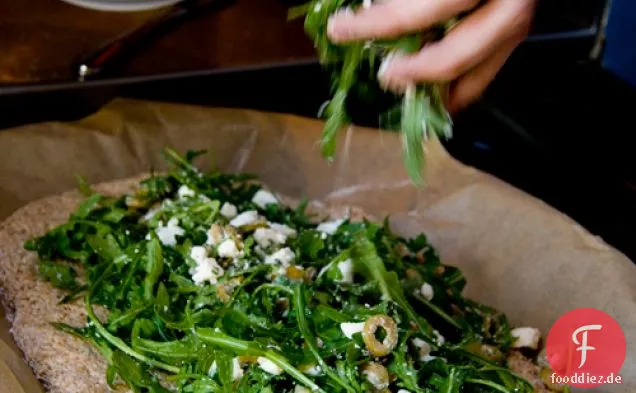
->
[230, 210, 260, 227]
[302, 364, 322, 376]
[433, 330, 445, 346]
[217, 238, 240, 259]
[208, 361, 217, 377]
[143, 204, 161, 221]
[264, 247, 295, 266]
[178, 185, 196, 198]
[316, 218, 345, 235]
[252, 189, 279, 209]
[257, 357, 283, 375]
[190, 246, 224, 285]
[422, 354, 437, 362]
[232, 357, 243, 381]
[337, 259, 354, 283]
[340, 322, 365, 339]
[363, 367, 389, 390]
[206, 224, 225, 246]
[316, 338, 324, 348]
[254, 227, 287, 248]
[397, 390, 412, 393]
[511, 327, 541, 349]
[412, 338, 436, 362]
[220, 202, 238, 219]
[270, 223, 297, 238]
[154, 217, 185, 246]
[419, 282, 434, 301]
[412, 337, 429, 351]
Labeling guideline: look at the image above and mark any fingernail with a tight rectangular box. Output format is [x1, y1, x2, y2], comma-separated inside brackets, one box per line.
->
[327, 7, 354, 41]
[378, 53, 411, 95]
[377, 52, 397, 79]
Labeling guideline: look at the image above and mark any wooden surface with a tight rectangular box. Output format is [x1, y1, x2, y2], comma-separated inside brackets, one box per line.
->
[1, 0, 317, 85]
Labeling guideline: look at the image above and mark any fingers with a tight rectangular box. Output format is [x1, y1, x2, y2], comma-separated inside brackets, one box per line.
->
[445, 37, 520, 114]
[378, 0, 534, 90]
[327, 0, 480, 43]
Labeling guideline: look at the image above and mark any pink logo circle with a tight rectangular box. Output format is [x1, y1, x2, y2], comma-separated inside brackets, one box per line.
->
[545, 308, 626, 388]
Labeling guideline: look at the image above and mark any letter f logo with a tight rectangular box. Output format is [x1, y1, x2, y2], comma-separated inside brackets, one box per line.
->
[572, 324, 602, 368]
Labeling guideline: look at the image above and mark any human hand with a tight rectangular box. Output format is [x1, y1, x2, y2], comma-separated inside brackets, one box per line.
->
[326, 0, 537, 114]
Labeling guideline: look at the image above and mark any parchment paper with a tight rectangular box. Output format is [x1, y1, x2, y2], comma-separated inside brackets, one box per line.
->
[0, 98, 633, 393]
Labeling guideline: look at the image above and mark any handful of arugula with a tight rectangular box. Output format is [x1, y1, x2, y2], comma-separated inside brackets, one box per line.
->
[291, 0, 460, 185]
[24, 149, 556, 393]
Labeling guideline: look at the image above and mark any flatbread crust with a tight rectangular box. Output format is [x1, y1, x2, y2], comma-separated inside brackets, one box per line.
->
[0, 177, 142, 393]
[0, 175, 546, 393]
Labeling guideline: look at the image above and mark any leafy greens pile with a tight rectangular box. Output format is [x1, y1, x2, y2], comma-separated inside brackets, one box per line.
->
[25, 149, 543, 393]
[291, 0, 466, 185]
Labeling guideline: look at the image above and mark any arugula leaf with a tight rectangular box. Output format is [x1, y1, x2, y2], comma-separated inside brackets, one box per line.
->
[349, 232, 436, 341]
[72, 193, 102, 219]
[293, 284, 355, 393]
[145, 238, 164, 300]
[38, 261, 78, 290]
[297, 230, 325, 260]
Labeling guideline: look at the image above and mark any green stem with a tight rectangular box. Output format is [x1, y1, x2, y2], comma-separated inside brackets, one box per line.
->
[411, 293, 462, 329]
[265, 351, 324, 393]
[223, 266, 265, 309]
[465, 378, 513, 393]
[252, 283, 294, 298]
[196, 328, 325, 393]
[293, 285, 355, 393]
[84, 296, 180, 374]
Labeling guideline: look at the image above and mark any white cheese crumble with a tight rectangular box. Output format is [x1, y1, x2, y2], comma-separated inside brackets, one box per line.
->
[252, 189, 279, 209]
[340, 322, 365, 339]
[412, 337, 429, 350]
[230, 210, 260, 227]
[316, 218, 345, 235]
[510, 327, 541, 349]
[206, 224, 225, 246]
[254, 227, 288, 248]
[232, 357, 243, 381]
[363, 367, 389, 390]
[153, 217, 185, 246]
[143, 204, 161, 221]
[208, 361, 217, 377]
[398, 390, 412, 393]
[264, 247, 295, 266]
[189, 246, 224, 285]
[337, 259, 354, 283]
[208, 357, 243, 380]
[302, 364, 321, 376]
[220, 202, 238, 219]
[217, 238, 240, 259]
[419, 282, 434, 301]
[257, 357, 283, 375]
[412, 338, 436, 362]
[177, 185, 196, 199]
[270, 223, 297, 238]
[433, 330, 445, 346]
